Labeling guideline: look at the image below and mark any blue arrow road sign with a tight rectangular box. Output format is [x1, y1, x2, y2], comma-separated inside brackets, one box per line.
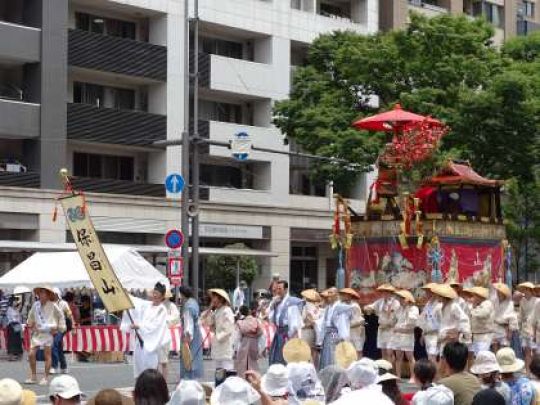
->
[165, 173, 185, 194]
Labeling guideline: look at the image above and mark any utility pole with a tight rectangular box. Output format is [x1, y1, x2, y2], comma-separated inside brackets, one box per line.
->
[181, 0, 191, 286]
[192, 0, 201, 300]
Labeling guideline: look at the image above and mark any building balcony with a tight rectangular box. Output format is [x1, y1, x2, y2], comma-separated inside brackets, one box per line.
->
[68, 29, 167, 82]
[0, 171, 40, 188]
[0, 21, 40, 63]
[408, 1, 449, 17]
[0, 98, 40, 138]
[67, 103, 166, 146]
[70, 177, 165, 197]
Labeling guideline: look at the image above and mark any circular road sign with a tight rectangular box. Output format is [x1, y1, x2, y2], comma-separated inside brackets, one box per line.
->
[165, 229, 184, 249]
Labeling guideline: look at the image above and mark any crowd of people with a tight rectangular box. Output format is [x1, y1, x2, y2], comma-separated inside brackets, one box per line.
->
[2, 278, 540, 404]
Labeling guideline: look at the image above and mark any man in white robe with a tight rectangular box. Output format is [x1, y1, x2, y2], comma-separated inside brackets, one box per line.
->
[121, 282, 170, 378]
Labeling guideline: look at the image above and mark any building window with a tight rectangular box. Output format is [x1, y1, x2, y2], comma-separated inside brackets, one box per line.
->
[523, 1, 535, 17]
[200, 164, 253, 189]
[73, 82, 136, 111]
[483, 3, 504, 28]
[75, 12, 136, 40]
[319, 1, 351, 20]
[73, 82, 104, 107]
[200, 100, 244, 124]
[73, 152, 134, 181]
[202, 37, 243, 60]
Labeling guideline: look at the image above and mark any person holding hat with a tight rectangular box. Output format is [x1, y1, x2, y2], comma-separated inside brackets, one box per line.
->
[267, 280, 302, 365]
[391, 290, 419, 381]
[492, 283, 518, 352]
[178, 286, 204, 380]
[517, 282, 537, 373]
[26, 286, 66, 385]
[339, 288, 365, 359]
[432, 284, 470, 354]
[317, 287, 352, 370]
[470, 351, 511, 405]
[364, 284, 400, 366]
[418, 283, 442, 363]
[120, 282, 170, 378]
[201, 288, 235, 370]
[497, 347, 535, 405]
[468, 287, 495, 356]
[300, 289, 322, 365]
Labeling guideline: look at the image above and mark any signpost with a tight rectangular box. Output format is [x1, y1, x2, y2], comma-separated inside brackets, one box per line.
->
[167, 251, 184, 286]
[165, 173, 185, 195]
[230, 131, 252, 161]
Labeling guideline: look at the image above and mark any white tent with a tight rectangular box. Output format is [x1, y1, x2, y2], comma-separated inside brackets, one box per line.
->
[0, 245, 168, 291]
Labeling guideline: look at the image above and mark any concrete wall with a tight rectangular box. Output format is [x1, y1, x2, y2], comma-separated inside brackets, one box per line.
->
[0, 22, 41, 63]
[0, 99, 40, 138]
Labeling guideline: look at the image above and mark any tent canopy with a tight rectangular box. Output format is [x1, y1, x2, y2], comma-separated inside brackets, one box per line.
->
[0, 245, 168, 291]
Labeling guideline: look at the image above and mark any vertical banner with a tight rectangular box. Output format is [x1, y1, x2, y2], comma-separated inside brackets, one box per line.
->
[60, 194, 133, 312]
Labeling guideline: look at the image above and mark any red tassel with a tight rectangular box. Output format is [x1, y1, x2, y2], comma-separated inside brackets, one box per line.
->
[52, 205, 58, 222]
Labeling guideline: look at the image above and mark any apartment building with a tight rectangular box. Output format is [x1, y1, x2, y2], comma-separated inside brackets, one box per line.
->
[0, 0, 378, 294]
[379, 0, 526, 43]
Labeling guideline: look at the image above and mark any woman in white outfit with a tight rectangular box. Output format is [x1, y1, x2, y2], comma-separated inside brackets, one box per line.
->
[467, 286, 494, 356]
[390, 289, 419, 381]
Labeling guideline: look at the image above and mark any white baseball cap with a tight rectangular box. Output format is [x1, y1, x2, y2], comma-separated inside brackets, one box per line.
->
[210, 376, 260, 405]
[49, 375, 83, 399]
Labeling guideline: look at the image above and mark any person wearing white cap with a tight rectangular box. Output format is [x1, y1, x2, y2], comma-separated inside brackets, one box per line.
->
[330, 358, 393, 405]
[364, 285, 400, 366]
[201, 289, 235, 370]
[418, 283, 442, 363]
[120, 282, 170, 378]
[412, 358, 454, 405]
[0, 378, 37, 405]
[470, 351, 511, 405]
[492, 283, 518, 352]
[51, 288, 73, 375]
[468, 287, 495, 356]
[167, 380, 205, 405]
[48, 375, 83, 404]
[210, 376, 260, 405]
[26, 286, 66, 385]
[267, 280, 302, 365]
[497, 347, 535, 405]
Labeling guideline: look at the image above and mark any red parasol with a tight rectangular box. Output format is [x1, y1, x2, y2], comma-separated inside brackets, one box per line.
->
[352, 103, 442, 132]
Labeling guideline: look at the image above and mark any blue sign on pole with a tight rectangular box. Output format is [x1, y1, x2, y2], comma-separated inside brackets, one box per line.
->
[165, 229, 184, 249]
[165, 173, 185, 194]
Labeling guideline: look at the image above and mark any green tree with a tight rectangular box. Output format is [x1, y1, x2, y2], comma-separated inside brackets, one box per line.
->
[203, 243, 259, 291]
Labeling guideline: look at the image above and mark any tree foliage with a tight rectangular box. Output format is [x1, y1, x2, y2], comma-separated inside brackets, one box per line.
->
[274, 13, 540, 275]
[203, 243, 259, 292]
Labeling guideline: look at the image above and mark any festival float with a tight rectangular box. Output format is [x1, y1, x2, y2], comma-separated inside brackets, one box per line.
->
[330, 105, 512, 303]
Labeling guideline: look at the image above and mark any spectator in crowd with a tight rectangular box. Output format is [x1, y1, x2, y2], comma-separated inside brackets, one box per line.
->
[378, 372, 409, 405]
[88, 389, 133, 405]
[167, 381, 205, 405]
[51, 288, 73, 375]
[0, 378, 37, 405]
[330, 358, 394, 405]
[439, 342, 481, 405]
[64, 293, 80, 327]
[49, 375, 83, 405]
[530, 354, 540, 403]
[497, 347, 535, 405]
[6, 296, 23, 361]
[79, 296, 92, 326]
[470, 351, 511, 405]
[213, 375, 261, 405]
[412, 359, 454, 405]
[472, 388, 506, 405]
[235, 305, 263, 377]
[133, 369, 169, 405]
[257, 364, 290, 404]
[319, 365, 350, 403]
[287, 361, 325, 404]
[0, 289, 9, 325]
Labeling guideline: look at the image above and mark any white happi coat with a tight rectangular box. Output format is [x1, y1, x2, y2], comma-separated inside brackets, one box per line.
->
[439, 300, 471, 344]
[121, 297, 170, 378]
